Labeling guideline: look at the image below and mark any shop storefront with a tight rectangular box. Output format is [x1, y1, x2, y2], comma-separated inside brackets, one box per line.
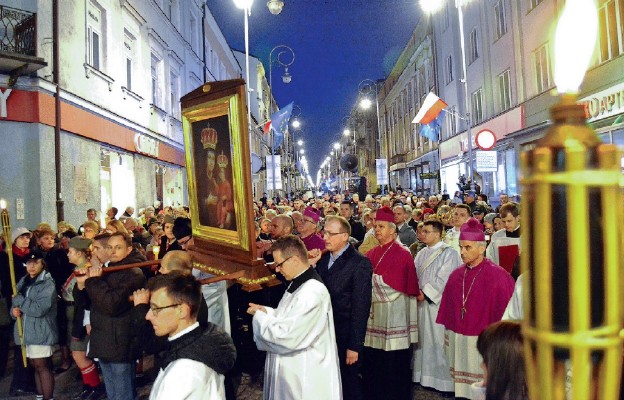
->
[0, 85, 186, 228]
[407, 150, 439, 196]
[439, 106, 524, 199]
[579, 81, 624, 169]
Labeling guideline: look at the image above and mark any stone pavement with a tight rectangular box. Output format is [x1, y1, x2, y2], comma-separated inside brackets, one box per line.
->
[0, 347, 455, 399]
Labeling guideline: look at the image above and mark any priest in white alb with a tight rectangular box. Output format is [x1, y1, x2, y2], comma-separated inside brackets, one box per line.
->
[412, 220, 462, 393]
[248, 235, 341, 400]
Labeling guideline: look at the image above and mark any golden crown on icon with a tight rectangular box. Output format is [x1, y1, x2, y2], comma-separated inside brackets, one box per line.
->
[217, 151, 229, 168]
[200, 126, 218, 150]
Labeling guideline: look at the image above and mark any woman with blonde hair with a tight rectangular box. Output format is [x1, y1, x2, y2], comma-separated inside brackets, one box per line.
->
[105, 219, 127, 235]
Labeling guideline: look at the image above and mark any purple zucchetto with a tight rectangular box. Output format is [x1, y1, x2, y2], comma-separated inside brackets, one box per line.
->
[303, 206, 321, 223]
[459, 217, 486, 242]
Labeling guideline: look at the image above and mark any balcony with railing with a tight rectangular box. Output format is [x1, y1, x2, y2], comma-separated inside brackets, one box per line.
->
[0, 5, 47, 84]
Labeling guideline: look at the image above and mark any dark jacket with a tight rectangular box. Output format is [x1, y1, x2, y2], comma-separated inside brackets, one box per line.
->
[158, 236, 182, 260]
[0, 248, 30, 302]
[348, 218, 366, 242]
[85, 250, 147, 362]
[316, 245, 372, 353]
[12, 271, 58, 345]
[163, 323, 236, 375]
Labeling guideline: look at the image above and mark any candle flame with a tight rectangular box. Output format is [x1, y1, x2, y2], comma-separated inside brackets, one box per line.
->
[0, 199, 6, 210]
[554, 0, 598, 94]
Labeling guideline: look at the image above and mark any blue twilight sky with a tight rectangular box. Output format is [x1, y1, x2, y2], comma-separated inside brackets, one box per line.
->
[206, 0, 423, 175]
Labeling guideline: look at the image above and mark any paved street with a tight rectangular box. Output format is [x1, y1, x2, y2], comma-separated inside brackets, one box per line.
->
[0, 347, 455, 400]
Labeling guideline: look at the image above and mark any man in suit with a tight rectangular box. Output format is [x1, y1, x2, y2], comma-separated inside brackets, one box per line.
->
[393, 204, 417, 247]
[313, 215, 372, 400]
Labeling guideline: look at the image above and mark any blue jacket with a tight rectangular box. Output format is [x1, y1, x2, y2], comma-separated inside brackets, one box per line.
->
[12, 271, 58, 346]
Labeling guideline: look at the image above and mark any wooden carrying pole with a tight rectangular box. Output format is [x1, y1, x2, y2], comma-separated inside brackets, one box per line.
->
[0, 204, 27, 367]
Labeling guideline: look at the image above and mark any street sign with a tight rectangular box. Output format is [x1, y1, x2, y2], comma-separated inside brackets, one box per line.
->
[475, 129, 497, 150]
[266, 155, 282, 190]
[476, 151, 498, 172]
[376, 159, 388, 185]
[419, 172, 437, 179]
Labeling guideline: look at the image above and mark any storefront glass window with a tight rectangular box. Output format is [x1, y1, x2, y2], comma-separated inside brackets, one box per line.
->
[505, 149, 518, 196]
[598, 132, 611, 143]
[611, 128, 624, 146]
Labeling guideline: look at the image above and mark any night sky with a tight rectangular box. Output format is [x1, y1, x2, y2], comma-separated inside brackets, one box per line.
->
[206, 0, 422, 176]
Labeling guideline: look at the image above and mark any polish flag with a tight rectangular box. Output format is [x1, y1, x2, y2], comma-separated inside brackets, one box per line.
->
[412, 92, 448, 125]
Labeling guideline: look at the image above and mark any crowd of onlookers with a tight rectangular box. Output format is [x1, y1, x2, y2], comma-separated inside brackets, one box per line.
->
[0, 188, 529, 400]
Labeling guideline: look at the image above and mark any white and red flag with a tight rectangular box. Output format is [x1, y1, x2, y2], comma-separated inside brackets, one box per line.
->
[412, 92, 447, 125]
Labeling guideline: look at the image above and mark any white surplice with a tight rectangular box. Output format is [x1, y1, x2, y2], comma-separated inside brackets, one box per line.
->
[412, 242, 462, 392]
[150, 359, 224, 400]
[193, 269, 231, 334]
[253, 279, 342, 400]
[485, 229, 521, 267]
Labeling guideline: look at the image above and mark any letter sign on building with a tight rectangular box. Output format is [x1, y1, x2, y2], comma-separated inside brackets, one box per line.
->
[134, 133, 159, 158]
[0, 88, 13, 118]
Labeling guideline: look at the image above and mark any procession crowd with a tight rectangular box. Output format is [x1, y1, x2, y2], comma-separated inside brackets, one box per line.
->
[0, 188, 530, 400]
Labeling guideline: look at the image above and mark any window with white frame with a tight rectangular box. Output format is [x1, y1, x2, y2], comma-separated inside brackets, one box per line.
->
[472, 89, 483, 125]
[498, 69, 512, 112]
[469, 28, 478, 64]
[533, 43, 551, 94]
[151, 53, 163, 107]
[123, 30, 135, 91]
[446, 106, 457, 140]
[528, 0, 543, 11]
[442, 3, 450, 31]
[170, 71, 180, 118]
[446, 55, 453, 84]
[494, 0, 507, 40]
[189, 14, 198, 54]
[87, 0, 105, 71]
[598, 0, 624, 63]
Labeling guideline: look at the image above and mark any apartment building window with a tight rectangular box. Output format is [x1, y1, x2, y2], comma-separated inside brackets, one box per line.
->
[446, 106, 457, 140]
[528, 0, 542, 11]
[124, 31, 135, 91]
[190, 15, 198, 54]
[87, 1, 105, 70]
[151, 54, 163, 107]
[598, 0, 624, 63]
[170, 71, 179, 118]
[446, 55, 453, 84]
[498, 69, 512, 112]
[494, 0, 507, 40]
[533, 43, 551, 94]
[442, 3, 450, 31]
[472, 89, 483, 124]
[469, 28, 478, 64]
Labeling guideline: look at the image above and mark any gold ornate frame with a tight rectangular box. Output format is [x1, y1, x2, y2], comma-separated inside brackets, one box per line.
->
[182, 83, 253, 254]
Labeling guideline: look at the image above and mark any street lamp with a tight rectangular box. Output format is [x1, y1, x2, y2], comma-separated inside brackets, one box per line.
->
[297, 139, 303, 146]
[232, 0, 254, 153]
[266, 0, 284, 14]
[421, 0, 474, 191]
[268, 44, 295, 197]
[358, 78, 384, 193]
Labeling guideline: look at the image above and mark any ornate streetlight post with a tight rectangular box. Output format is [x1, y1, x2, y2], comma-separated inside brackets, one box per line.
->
[267, 44, 295, 198]
[359, 78, 384, 194]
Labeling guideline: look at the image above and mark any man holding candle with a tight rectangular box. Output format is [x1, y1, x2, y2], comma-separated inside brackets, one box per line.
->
[436, 218, 515, 398]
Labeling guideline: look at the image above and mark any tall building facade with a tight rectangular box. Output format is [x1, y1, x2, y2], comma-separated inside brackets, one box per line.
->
[380, 0, 624, 199]
[0, 0, 240, 227]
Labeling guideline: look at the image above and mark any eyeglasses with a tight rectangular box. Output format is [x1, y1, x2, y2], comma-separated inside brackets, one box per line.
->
[273, 256, 294, 270]
[177, 236, 192, 246]
[149, 303, 181, 316]
[323, 231, 346, 237]
[421, 230, 436, 235]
